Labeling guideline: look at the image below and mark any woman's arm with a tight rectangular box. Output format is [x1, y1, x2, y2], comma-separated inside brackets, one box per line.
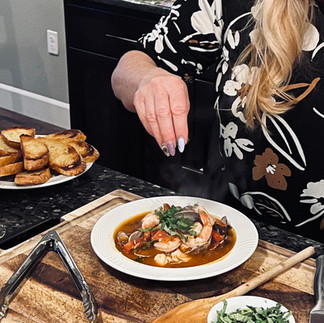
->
[111, 50, 190, 155]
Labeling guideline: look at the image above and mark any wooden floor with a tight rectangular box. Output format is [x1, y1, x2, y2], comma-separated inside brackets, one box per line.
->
[0, 107, 64, 134]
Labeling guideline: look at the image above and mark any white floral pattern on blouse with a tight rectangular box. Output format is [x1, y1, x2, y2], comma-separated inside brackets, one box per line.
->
[138, 0, 324, 239]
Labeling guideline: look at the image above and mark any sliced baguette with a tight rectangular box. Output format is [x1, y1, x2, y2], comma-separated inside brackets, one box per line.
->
[60, 139, 99, 163]
[37, 137, 86, 176]
[1, 127, 36, 149]
[0, 136, 20, 156]
[20, 135, 49, 171]
[46, 129, 87, 141]
[0, 152, 22, 167]
[15, 167, 51, 186]
[0, 161, 24, 177]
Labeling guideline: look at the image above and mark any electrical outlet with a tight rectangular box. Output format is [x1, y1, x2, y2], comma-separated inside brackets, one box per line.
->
[47, 30, 59, 55]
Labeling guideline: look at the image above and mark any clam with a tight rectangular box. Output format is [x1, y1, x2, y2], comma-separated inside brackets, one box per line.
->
[117, 231, 128, 244]
[174, 210, 200, 222]
[128, 230, 143, 241]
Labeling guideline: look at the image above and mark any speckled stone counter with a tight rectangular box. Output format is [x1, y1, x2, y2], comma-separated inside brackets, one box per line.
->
[64, 0, 172, 19]
[82, 0, 173, 14]
[1, 162, 323, 256]
[0, 163, 172, 249]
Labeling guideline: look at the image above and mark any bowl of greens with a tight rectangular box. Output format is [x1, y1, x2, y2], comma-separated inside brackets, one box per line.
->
[207, 295, 295, 323]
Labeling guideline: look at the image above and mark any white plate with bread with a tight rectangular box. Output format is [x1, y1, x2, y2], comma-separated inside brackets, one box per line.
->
[0, 162, 93, 190]
[0, 127, 99, 189]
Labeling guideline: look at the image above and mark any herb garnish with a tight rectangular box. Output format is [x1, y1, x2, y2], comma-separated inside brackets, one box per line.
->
[155, 205, 196, 238]
[212, 300, 292, 323]
[139, 225, 159, 233]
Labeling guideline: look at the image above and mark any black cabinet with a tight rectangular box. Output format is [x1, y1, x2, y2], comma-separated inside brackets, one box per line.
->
[66, 49, 146, 178]
[64, 0, 164, 178]
[64, 0, 217, 195]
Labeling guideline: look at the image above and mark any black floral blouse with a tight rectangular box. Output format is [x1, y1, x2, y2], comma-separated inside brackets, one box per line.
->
[138, 0, 324, 240]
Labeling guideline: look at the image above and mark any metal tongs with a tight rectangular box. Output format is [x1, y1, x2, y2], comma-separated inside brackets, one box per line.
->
[309, 253, 324, 322]
[0, 230, 99, 322]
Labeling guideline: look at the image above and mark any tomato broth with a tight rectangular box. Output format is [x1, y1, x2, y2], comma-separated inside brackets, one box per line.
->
[114, 211, 236, 268]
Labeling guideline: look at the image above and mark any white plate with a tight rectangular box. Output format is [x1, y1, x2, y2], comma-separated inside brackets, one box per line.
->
[0, 162, 93, 190]
[207, 296, 295, 323]
[91, 196, 258, 281]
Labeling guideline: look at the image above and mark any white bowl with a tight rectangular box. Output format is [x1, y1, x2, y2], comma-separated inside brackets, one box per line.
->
[91, 196, 258, 281]
[207, 295, 295, 323]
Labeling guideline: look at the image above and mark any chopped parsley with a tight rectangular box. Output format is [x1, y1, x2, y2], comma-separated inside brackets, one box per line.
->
[155, 205, 196, 238]
[139, 225, 159, 233]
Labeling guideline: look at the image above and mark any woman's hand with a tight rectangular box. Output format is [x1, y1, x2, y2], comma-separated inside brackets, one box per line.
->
[111, 50, 190, 156]
[134, 69, 190, 156]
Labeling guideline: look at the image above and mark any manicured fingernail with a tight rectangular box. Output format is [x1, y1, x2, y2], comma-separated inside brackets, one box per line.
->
[177, 137, 185, 153]
[161, 143, 170, 157]
[167, 141, 176, 156]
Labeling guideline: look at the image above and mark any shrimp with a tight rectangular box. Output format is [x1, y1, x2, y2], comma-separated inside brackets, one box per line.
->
[198, 208, 214, 241]
[181, 207, 214, 254]
[154, 235, 181, 253]
[170, 249, 191, 263]
[141, 212, 160, 230]
[191, 222, 203, 236]
[154, 249, 191, 266]
[154, 253, 169, 266]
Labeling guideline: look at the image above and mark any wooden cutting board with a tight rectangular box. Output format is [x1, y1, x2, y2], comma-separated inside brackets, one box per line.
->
[0, 189, 316, 323]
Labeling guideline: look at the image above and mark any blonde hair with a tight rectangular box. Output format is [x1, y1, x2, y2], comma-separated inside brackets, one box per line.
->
[237, 0, 313, 128]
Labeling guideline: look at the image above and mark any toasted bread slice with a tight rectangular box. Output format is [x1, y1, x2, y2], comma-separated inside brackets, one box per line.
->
[37, 137, 86, 176]
[0, 136, 20, 156]
[60, 139, 99, 163]
[46, 129, 87, 141]
[0, 161, 24, 177]
[20, 135, 49, 171]
[15, 167, 51, 186]
[1, 127, 36, 149]
[0, 152, 22, 167]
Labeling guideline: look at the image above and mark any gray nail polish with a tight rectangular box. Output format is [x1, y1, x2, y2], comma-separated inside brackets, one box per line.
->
[167, 141, 176, 156]
[177, 137, 185, 153]
[161, 143, 170, 157]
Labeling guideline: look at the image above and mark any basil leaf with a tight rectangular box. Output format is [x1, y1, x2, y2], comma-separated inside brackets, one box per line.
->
[212, 300, 292, 323]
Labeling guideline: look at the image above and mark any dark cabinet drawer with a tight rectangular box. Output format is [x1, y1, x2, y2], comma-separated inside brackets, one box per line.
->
[65, 3, 164, 57]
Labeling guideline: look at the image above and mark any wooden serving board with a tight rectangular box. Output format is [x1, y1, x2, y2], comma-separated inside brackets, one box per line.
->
[0, 189, 316, 323]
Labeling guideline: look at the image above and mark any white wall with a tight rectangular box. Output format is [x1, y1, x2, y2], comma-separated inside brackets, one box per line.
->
[0, 0, 70, 128]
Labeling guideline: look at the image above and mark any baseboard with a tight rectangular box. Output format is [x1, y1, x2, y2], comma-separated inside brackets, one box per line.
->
[0, 83, 70, 128]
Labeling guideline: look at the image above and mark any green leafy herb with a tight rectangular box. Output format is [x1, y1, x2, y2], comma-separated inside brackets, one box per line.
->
[163, 225, 180, 237]
[176, 217, 195, 232]
[212, 300, 292, 323]
[188, 229, 197, 237]
[154, 205, 196, 238]
[138, 225, 159, 233]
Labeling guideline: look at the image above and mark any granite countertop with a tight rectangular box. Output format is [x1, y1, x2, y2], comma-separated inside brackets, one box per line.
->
[0, 163, 169, 249]
[1, 162, 323, 256]
[67, 0, 173, 15]
[93, 0, 174, 9]
[0, 108, 323, 255]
